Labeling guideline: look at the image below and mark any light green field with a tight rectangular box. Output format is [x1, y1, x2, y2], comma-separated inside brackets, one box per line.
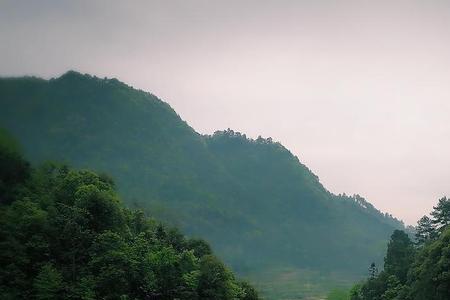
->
[246, 267, 359, 300]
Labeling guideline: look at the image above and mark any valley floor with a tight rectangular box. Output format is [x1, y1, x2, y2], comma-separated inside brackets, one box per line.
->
[245, 267, 358, 300]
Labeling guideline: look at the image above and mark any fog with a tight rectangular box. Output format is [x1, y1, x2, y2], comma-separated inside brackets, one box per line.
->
[2, 0, 450, 224]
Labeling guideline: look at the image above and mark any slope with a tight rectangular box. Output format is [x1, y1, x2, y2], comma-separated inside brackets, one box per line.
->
[0, 71, 404, 298]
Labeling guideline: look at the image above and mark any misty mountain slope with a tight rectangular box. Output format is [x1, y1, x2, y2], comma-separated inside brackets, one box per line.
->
[0, 72, 403, 290]
[0, 72, 225, 206]
[0, 71, 253, 251]
[204, 131, 402, 271]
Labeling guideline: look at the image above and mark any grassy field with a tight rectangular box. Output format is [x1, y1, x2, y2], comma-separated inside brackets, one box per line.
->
[245, 267, 359, 300]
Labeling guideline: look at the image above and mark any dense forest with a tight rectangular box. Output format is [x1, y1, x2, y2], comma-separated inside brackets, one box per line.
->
[0, 129, 259, 299]
[326, 198, 450, 300]
[0, 71, 405, 298]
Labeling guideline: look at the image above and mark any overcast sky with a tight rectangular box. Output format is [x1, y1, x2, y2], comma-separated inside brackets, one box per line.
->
[2, 0, 450, 224]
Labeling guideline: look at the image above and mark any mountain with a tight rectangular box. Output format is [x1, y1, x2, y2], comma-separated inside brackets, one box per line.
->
[0, 132, 259, 299]
[0, 71, 404, 298]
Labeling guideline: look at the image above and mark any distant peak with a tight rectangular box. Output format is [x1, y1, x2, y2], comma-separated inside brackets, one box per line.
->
[57, 70, 89, 80]
[55, 71, 128, 89]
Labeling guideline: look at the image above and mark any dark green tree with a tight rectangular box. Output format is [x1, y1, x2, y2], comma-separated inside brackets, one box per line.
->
[186, 238, 212, 258]
[380, 275, 404, 300]
[0, 128, 29, 204]
[148, 246, 183, 299]
[349, 284, 363, 300]
[415, 215, 436, 245]
[384, 230, 415, 283]
[0, 139, 259, 300]
[349, 201, 450, 300]
[33, 264, 63, 300]
[198, 255, 238, 300]
[408, 228, 450, 300]
[368, 262, 378, 278]
[430, 197, 450, 231]
[238, 281, 259, 300]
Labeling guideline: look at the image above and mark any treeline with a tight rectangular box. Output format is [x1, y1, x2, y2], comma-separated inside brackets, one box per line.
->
[0, 131, 259, 300]
[334, 194, 404, 229]
[0, 72, 408, 297]
[346, 197, 450, 300]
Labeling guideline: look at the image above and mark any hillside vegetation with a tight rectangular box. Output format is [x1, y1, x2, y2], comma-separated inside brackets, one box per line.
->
[346, 197, 450, 300]
[0, 130, 258, 299]
[0, 71, 404, 298]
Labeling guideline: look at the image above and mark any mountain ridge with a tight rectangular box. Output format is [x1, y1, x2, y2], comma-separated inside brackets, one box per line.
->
[0, 71, 404, 299]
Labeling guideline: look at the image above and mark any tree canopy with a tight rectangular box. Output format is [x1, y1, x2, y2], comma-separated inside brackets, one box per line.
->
[0, 71, 405, 298]
[0, 135, 258, 300]
[349, 197, 450, 300]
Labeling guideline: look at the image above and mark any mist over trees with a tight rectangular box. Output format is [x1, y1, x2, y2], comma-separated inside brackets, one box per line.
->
[348, 197, 450, 300]
[0, 71, 407, 298]
[0, 131, 258, 299]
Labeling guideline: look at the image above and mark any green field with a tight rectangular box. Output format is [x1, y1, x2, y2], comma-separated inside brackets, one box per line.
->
[246, 267, 359, 300]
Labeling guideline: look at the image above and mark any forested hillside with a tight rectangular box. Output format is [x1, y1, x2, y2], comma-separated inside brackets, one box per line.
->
[346, 197, 450, 300]
[0, 71, 404, 298]
[0, 130, 258, 299]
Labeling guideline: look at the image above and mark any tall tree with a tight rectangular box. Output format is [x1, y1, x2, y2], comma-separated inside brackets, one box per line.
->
[349, 199, 450, 300]
[368, 262, 378, 278]
[431, 197, 450, 231]
[408, 228, 450, 300]
[384, 230, 415, 283]
[198, 255, 238, 300]
[33, 264, 63, 300]
[0, 128, 29, 204]
[415, 215, 436, 245]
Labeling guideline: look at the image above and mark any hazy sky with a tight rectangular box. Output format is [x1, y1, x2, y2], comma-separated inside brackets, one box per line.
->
[2, 0, 450, 224]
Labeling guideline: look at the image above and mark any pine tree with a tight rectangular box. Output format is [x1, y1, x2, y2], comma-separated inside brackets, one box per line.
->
[368, 262, 378, 278]
[384, 230, 414, 283]
[33, 264, 63, 300]
[431, 197, 450, 230]
[415, 215, 436, 245]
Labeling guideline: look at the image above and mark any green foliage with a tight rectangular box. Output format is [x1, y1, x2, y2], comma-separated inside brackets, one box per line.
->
[349, 197, 450, 300]
[0, 128, 30, 204]
[238, 280, 259, 300]
[415, 215, 436, 245]
[198, 255, 239, 300]
[408, 228, 450, 300]
[0, 72, 405, 298]
[368, 263, 378, 279]
[33, 264, 63, 300]
[431, 197, 450, 230]
[381, 275, 406, 300]
[0, 142, 258, 299]
[185, 238, 213, 258]
[349, 284, 363, 300]
[327, 288, 350, 300]
[384, 230, 414, 283]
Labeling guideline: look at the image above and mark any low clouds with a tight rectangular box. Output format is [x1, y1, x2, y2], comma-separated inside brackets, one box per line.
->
[1, 0, 450, 224]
